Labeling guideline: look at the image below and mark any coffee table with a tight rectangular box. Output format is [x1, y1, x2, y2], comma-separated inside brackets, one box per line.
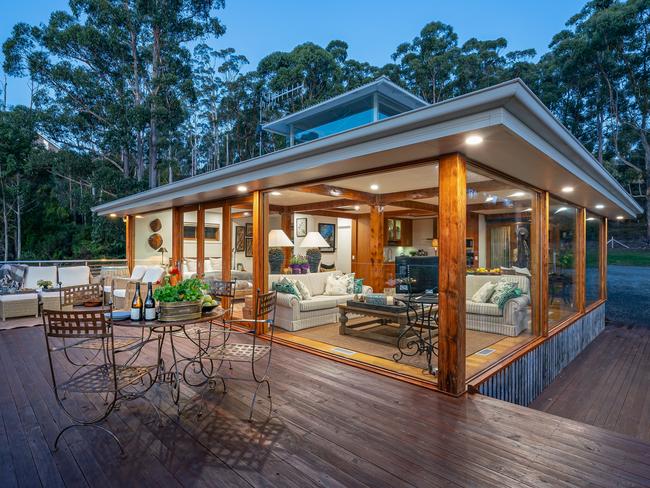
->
[338, 302, 412, 345]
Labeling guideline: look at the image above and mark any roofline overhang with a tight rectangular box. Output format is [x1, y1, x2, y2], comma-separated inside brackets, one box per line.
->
[92, 79, 642, 218]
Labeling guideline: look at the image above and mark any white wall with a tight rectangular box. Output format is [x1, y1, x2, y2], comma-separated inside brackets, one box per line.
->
[292, 213, 352, 272]
[134, 210, 172, 266]
[478, 214, 487, 267]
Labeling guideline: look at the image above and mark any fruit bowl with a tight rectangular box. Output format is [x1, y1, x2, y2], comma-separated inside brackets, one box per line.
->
[202, 303, 219, 313]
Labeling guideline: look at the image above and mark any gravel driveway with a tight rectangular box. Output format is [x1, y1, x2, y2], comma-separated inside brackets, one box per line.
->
[607, 265, 650, 327]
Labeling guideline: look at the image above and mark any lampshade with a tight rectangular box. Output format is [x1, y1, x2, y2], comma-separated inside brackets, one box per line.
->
[268, 229, 293, 247]
[430, 239, 438, 248]
[300, 231, 329, 248]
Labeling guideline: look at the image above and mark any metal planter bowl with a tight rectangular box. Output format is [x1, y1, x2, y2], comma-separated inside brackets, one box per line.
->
[158, 300, 202, 322]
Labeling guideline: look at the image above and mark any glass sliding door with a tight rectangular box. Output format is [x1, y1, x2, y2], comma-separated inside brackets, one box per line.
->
[585, 213, 603, 307]
[548, 198, 578, 327]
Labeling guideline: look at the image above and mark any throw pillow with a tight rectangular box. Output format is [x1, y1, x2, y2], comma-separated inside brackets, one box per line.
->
[512, 266, 532, 277]
[489, 280, 518, 305]
[272, 277, 301, 298]
[471, 281, 496, 303]
[186, 259, 197, 272]
[343, 273, 356, 293]
[294, 280, 312, 301]
[496, 287, 523, 309]
[324, 274, 349, 296]
[354, 278, 364, 294]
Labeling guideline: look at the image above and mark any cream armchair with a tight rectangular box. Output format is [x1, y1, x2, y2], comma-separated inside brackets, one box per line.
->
[111, 266, 165, 310]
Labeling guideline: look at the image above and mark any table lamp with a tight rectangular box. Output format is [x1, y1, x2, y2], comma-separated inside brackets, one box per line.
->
[268, 229, 293, 273]
[300, 231, 330, 273]
[158, 247, 168, 265]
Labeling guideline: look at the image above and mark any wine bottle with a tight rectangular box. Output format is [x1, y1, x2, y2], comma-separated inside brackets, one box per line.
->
[144, 282, 156, 321]
[130, 282, 143, 321]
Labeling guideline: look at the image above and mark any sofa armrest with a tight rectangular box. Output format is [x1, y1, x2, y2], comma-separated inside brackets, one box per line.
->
[503, 295, 530, 325]
[276, 292, 300, 308]
[111, 276, 137, 290]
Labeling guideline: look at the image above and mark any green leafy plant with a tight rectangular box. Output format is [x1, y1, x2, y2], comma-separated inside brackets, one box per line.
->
[37, 279, 53, 289]
[153, 277, 207, 303]
[290, 255, 307, 265]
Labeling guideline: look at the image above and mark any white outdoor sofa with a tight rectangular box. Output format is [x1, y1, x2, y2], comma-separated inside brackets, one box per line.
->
[110, 265, 165, 310]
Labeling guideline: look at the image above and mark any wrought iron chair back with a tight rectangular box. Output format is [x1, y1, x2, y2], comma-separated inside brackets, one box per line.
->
[43, 307, 111, 340]
[59, 283, 104, 309]
[207, 278, 237, 318]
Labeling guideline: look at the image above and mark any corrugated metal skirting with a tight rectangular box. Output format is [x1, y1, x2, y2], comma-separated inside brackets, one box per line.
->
[478, 304, 606, 406]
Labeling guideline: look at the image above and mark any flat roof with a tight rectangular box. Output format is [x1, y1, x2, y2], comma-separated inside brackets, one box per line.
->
[262, 76, 428, 136]
[92, 79, 642, 220]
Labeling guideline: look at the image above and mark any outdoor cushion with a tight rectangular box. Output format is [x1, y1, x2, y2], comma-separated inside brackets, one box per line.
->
[0, 293, 39, 303]
[58, 266, 90, 287]
[130, 265, 147, 281]
[466, 301, 502, 316]
[141, 266, 165, 284]
[113, 289, 127, 298]
[23, 266, 58, 290]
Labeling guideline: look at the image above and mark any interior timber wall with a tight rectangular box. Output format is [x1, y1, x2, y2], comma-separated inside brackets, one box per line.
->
[476, 303, 606, 406]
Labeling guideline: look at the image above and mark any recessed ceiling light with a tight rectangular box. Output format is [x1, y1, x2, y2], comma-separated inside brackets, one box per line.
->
[485, 195, 497, 203]
[109, 213, 117, 218]
[135, 215, 143, 219]
[329, 188, 342, 196]
[554, 207, 568, 214]
[586, 217, 596, 221]
[243, 211, 250, 217]
[465, 135, 483, 145]
[561, 186, 574, 193]
[509, 191, 526, 198]
[237, 185, 247, 192]
[595, 204, 605, 209]
[370, 184, 379, 191]
[616, 215, 624, 220]
[523, 208, 532, 212]
[270, 191, 282, 196]
[354, 205, 360, 211]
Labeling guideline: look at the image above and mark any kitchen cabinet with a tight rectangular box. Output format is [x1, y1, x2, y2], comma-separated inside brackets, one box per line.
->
[384, 218, 412, 246]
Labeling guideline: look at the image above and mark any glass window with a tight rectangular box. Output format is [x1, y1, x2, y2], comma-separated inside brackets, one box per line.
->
[182, 210, 198, 278]
[203, 207, 223, 280]
[548, 199, 578, 326]
[465, 166, 537, 375]
[293, 96, 374, 144]
[585, 213, 602, 306]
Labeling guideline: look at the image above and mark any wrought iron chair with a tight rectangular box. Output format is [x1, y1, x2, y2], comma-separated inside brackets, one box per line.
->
[60, 283, 104, 309]
[42, 308, 158, 454]
[393, 293, 439, 375]
[203, 289, 277, 421]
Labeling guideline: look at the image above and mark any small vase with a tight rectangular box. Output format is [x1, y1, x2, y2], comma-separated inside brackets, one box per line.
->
[300, 263, 310, 274]
[289, 264, 301, 274]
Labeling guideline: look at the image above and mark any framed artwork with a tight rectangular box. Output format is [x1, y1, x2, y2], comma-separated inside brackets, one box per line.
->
[235, 226, 245, 252]
[245, 237, 253, 257]
[296, 218, 307, 238]
[245, 222, 253, 237]
[318, 223, 336, 253]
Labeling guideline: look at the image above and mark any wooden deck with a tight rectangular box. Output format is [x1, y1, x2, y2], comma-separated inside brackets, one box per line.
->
[1, 325, 650, 487]
[531, 324, 650, 443]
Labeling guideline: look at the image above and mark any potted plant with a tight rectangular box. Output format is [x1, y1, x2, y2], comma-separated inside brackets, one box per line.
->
[37, 279, 53, 290]
[153, 277, 207, 322]
[289, 255, 303, 274]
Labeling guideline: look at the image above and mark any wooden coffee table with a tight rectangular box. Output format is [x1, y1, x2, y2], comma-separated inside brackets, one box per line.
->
[338, 303, 411, 345]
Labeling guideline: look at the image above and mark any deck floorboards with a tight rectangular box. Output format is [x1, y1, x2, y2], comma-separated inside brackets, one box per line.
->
[530, 324, 650, 444]
[1, 324, 649, 487]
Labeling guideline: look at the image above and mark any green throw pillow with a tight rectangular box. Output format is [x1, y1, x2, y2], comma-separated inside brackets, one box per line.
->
[489, 280, 517, 306]
[354, 278, 364, 294]
[497, 286, 522, 309]
[272, 277, 301, 298]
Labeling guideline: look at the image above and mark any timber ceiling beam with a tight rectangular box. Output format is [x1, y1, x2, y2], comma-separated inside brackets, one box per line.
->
[284, 199, 360, 213]
[296, 184, 377, 204]
[390, 200, 439, 212]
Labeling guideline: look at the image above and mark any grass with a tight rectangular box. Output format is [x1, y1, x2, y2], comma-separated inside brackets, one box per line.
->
[607, 249, 650, 267]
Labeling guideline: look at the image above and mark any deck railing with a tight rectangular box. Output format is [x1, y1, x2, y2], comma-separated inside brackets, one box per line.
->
[0, 259, 128, 277]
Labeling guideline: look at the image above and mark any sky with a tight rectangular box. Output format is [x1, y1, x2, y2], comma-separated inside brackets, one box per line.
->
[1, 0, 587, 107]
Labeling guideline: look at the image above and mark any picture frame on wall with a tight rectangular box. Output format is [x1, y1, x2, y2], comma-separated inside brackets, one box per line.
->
[245, 222, 253, 237]
[235, 226, 245, 252]
[244, 237, 253, 257]
[296, 217, 307, 238]
[318, 223, 336, 252]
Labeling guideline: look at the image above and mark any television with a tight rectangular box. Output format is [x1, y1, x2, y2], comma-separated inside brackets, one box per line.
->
[395, 256, 439, 295]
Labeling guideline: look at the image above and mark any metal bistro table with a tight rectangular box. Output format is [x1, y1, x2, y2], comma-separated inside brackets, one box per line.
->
[110, 309, 226, 411]
[393, 293, 439, 375]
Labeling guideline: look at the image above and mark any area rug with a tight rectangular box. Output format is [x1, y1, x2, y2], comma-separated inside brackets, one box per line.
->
[290, 321, 504, 371]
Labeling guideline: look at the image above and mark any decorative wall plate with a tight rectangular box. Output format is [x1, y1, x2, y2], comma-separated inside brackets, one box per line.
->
[148, 233, 163, 250]
[149, 218, 162, 232]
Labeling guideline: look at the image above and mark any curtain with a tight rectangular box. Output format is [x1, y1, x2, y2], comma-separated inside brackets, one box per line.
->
[490, 226, 511, 268]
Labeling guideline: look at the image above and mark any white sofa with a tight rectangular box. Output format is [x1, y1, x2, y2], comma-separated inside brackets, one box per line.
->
[269, 271, 372, 332]
[466, 274, 531, 336]
[111, 265, 165, 309]
[40, 265, 92, 309]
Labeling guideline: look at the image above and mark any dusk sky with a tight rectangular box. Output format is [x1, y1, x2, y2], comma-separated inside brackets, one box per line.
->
[1, 0, 587, 106]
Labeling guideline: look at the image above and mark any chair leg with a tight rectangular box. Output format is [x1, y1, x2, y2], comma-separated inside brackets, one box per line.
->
[54, 423, 125, 457]
[248, 378, 272, 422]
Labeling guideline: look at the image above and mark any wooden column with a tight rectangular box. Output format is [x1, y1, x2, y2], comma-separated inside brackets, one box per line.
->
[437, 153, 467, 396]
[252, 191, 269, 333]
[601, 218, 608, 300]
[125, 215, 135, 273]
[281, 210, 293, 268]
[535, 192, 549, 336]
[171, 207, 183, 268]
[220, 204, 232, 312]
[369, 205, 385, 293]
[196, 205, 205, 278]
[576, 208, 586, 313]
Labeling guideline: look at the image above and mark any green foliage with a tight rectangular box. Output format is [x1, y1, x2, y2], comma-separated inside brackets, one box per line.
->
[153, 277, 207, 303]
[290, 255, 307, 265]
